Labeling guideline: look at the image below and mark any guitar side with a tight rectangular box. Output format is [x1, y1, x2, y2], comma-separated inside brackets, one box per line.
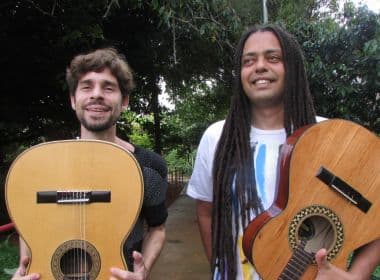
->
[6, 140, 144, 279]
[243, 119, 380, 279]
[242, 126, 305, 263]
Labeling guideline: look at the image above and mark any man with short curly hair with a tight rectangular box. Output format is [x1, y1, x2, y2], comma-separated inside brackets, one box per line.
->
[13, 47, 168, 280]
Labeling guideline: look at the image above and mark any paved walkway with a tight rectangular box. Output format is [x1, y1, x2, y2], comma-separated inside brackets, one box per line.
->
[150, 194, 210, 279]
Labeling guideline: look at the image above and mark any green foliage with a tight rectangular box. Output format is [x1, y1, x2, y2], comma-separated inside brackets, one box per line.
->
[0, 0, 242, 155]
[1, 0, 380, 226]
[289, 6, 380, 132]
[374, 266, 380, 280]
[118, 110, 154, 150]
[0, 0, 242, 218]
[268, 0, 340, 24]
[0, 237, 18, 280]
[229, 0, 262, 26]
[161, 81, 229, 155]
[164, 149, 196, 176]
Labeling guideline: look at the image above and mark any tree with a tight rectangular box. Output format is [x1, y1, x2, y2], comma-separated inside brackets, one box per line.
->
[226, 0, 379, 132]
[291, 4, 380, 132]
[0, 0, 241, 223]
[1, 0, 379, 225]
[0, 0, 241, 154]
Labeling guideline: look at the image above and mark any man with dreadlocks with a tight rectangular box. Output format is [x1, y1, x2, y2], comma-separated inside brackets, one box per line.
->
[187, 24, 380, 279]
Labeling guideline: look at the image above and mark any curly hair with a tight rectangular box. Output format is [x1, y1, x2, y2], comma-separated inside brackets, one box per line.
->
[66, 47, 135, 97]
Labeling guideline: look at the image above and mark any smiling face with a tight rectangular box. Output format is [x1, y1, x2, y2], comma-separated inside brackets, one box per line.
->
[70, 68, 128, 133]
[240, 31, 285, 109]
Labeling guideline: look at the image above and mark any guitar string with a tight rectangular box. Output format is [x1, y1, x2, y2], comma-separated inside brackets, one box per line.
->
[63, 191, 67, 275]
[81, 190, 85, 278]
[78, 190, 81, 278]
[83, 189, 87, 279]
[74, 190, 82, 277]
[78, 190, 82, 278]
[80, 190, 86, 279]
[282, 217, 335, 280]
[72, 190, 75, 276]
[74, 190, 77, 277]
[71, 190, 75, 276]
[312, 218, 334, 251]
[71, 190, 76, 276]
[76, 190, 83, 277]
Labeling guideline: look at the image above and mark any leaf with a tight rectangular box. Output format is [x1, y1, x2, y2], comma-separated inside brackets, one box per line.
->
[199, 24, 206, 35]
[4, 268, 17, 275]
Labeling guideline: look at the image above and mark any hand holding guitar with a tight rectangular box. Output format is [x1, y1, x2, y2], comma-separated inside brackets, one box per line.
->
[110, 251, 148, 280]
[315, 249, 355, 280]
[317, 239, 380, 280]
[12, 252, 146, 280]
[11, 256, 40, 280]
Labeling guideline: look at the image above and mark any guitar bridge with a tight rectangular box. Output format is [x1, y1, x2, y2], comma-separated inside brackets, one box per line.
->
[316, 166, 371, 213]
[37, 190, 111, 204]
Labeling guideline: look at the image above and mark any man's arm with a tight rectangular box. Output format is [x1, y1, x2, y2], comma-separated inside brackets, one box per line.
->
[11, 238, 40, 280]
[349, 239, 380, 278]
[316, 239, 380, 279]
[196, 199, 213, 264]
[141, 224, 166, 274]
[110, 224, 165, 280]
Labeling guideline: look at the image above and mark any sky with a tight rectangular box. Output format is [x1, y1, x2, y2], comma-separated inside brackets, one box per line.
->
[354, 0, 380, 12]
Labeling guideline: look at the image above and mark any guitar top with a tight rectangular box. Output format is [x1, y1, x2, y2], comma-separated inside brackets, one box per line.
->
[6, 139, 144, 279]
[242, 119, 380, 279]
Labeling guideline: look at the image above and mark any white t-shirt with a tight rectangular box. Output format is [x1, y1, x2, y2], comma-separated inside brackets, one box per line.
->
[187, 117, 326, 279]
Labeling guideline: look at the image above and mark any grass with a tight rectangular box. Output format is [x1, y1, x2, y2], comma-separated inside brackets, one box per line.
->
[0, 235, 18, 280]
[373, 266, 380, 280]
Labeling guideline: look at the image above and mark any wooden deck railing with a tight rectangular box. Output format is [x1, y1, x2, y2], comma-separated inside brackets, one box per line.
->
[166, 169, 187, 207]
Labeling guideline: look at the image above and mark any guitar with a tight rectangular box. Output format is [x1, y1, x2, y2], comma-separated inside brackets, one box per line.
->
[242, 119, 380, 279]
[5, 140, 144, 279]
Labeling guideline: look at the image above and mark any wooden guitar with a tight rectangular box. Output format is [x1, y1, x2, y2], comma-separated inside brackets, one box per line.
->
[5, 140, 144, 279]
[242, 119, 380, 279]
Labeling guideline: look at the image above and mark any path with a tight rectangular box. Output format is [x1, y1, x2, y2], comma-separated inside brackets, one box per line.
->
[150, 194, 210, 279]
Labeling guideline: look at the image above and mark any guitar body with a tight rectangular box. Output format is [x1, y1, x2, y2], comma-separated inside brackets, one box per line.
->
[6, 140, 143, 279]
[243, 119, 380, 279]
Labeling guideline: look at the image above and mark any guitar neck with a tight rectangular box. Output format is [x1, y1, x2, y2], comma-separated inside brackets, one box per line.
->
[278, 239, 314, 280]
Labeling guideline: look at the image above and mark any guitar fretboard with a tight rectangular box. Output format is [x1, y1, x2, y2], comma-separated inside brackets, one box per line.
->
[278, 239, 314, 280]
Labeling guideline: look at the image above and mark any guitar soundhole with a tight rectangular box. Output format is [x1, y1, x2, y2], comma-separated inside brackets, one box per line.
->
[298, 215, 334, 253]
[60, 248, 92, 279]
[51, 240, 101, 280]
[289, 205, 344, 262]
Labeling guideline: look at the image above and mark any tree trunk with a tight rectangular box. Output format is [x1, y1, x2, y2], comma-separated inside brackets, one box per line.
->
[151, 83, 162, 155]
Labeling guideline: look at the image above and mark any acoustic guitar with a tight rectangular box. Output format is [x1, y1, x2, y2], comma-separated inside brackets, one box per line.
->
[242, 119, 380, 279]
[5, 140, 144, 279]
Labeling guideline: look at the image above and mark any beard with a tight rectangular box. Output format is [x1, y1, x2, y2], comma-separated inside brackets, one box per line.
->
[76, 112, 120, 132]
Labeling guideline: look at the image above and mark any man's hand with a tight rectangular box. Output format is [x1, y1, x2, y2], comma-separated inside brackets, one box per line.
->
[315, 249, 357, 280]
[110, 251, 147, 280]
[11, 256, 40, 280]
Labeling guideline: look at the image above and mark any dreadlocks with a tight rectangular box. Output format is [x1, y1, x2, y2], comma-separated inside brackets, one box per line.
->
[211, 24, 316, 279]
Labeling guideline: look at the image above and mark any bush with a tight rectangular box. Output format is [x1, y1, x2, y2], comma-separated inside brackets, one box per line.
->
[164, 149, 195, 176]
[0, 236, 18, 280]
